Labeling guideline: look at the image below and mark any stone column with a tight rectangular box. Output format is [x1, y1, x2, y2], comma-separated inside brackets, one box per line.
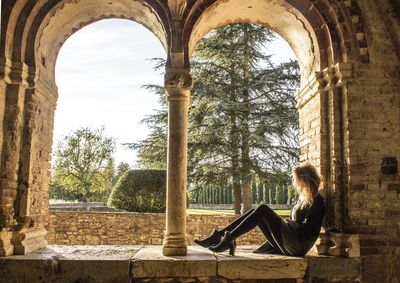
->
[296, 63, 359, 257]
[0, 59, 47, 256]
[162, 67, 191, 256]
[0, 58, 29, 256]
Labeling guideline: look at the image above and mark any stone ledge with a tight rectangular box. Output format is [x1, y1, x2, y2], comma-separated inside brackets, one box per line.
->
[132, 245, 216, 278]
[0, 245, 364, 283]
[0, 245, 141, 283]
[216, 246, 307, 280]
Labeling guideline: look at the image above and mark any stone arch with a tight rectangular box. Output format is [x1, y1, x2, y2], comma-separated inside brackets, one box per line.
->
[178, 0, 372, 234]
[0, 0, 171, 256]
[182, 0, 368, 85]
[11, 0, 169, 85]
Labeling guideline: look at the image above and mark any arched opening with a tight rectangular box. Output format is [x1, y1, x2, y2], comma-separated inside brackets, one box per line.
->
[33, 5, 167, 211]
[48, 18, 165, 209]
[174, 0, 363, 248]
[0, 0, 169, 255]
[183, 23, 300, 216]
[185, 0, 325, 87]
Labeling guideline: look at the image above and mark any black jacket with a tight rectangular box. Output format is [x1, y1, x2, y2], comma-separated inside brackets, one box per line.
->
[286, 194, 325, 252]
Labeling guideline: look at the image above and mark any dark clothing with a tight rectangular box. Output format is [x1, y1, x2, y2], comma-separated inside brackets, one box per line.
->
[222, 194, 325, 256]
[285, 194, 325, 255]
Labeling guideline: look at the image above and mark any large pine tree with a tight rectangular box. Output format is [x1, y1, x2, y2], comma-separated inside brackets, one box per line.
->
[128, 24, 300, 214]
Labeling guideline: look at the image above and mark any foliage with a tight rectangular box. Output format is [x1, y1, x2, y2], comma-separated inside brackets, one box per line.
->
[189, 179, 292, 205]
[112, 162, 131, 185]
[128, 24, 300, 214]
[107, 169, 166, 212]
[50, 126, 116, 202]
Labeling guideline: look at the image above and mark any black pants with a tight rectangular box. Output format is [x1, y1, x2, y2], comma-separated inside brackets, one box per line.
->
[220, 204, 303, 256]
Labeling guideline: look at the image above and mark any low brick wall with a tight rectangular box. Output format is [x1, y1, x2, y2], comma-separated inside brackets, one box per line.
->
[47, 211, 265, 245]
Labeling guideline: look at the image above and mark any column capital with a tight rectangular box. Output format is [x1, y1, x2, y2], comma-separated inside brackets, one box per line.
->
[168, 0, 187, 20]
[0, 59, 38, 88]
[164, 68, 192, 90]
[0, 57, 12, 84]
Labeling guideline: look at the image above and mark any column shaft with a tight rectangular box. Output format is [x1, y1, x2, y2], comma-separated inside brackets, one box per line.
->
[162, 69, 191, 256]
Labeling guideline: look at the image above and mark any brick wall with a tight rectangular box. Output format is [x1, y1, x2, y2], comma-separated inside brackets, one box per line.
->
[46, 211, 265, 245]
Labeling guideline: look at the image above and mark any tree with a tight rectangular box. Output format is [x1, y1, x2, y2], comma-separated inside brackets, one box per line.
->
[129, 24, 300, 214]
[50, 126, 116, 202]
[113, 162, 131, 185]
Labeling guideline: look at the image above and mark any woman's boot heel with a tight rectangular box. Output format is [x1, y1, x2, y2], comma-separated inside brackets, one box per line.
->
[209, 231, 236, 256]
[229, 242, 236, 256]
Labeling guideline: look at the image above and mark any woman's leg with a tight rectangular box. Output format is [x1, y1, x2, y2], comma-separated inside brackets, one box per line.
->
[219, 208, 255, 233]
[257, 220, 285, 254]
[229, 204, 288, 254]
[194, 208, 255, 248]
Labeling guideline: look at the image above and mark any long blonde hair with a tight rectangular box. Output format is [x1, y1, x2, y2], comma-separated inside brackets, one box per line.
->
[293, 164, 321, 208]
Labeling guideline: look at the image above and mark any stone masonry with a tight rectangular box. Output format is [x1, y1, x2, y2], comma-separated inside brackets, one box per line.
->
[46, 211, 265, 246]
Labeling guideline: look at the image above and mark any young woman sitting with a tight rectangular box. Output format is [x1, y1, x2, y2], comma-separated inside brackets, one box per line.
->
[194, 164, 325, 256]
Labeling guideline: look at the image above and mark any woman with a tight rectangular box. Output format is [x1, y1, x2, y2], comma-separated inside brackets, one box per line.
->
[194, 164, 325, 256]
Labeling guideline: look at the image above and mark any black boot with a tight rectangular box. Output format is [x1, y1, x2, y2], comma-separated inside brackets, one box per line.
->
[194, 229, 222, 248]
[209, 231, 236, 256]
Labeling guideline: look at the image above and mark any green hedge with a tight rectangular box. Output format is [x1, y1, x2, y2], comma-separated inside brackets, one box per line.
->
[107, 169, 166, 212]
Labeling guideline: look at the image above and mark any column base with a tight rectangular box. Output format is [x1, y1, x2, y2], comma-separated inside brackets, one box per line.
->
[316, 232, 360, 257]
[0, 230, 14, 256]
[162, 232, 187, 256]
[12, 227, 47, 255]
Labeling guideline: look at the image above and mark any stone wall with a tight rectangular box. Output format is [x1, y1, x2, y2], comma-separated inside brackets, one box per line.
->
[47, 211, 265, 245]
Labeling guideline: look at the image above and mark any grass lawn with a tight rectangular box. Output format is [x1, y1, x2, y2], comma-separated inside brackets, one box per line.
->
[187, 208, 291, 217]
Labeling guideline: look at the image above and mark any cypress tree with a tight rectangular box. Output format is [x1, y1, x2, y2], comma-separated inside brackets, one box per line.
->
[257, 181, 264, 203]
[269, 184, 276, 204]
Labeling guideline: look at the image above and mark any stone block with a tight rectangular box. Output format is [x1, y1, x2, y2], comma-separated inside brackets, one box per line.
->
[0, 249, 58, 283]
[361, 255, 394, 283]
[12, 227, 48, 255]
[305, 255, 361, 282]
[0, 245, 140, 283]
[131, 246, 217, 279]
[316, 232, 360, 258]
[216, 249, 307, 280]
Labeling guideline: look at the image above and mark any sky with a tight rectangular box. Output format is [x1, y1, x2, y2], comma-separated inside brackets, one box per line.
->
[54, 19, 295, 166]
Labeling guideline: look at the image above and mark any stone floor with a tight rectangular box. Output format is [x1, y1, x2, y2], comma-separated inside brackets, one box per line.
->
[0, 245, 362, 283]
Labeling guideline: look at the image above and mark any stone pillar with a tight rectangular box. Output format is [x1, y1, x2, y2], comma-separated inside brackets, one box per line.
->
[0, 59, 47, 256]
[297, 63, 360, 257]
[318, 63, 353, 232]
[162, 67, 191, 256]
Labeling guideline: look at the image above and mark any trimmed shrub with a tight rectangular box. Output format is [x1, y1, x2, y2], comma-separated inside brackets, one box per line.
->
[107, 169, 166, 212]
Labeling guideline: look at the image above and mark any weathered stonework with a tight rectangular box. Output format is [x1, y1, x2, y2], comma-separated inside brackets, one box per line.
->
[1, 0, 400, 281]
[0, 245, 366, 283]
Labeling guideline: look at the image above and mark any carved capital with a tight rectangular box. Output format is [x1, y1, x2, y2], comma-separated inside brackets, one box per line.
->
[316, 70, 330, 91]
[320, 63, 354, 90]
[164, 68, 192, 90]
[9, 62, 30, 87]
[168, 0, 187, 20]
[0, 58, 12, 84]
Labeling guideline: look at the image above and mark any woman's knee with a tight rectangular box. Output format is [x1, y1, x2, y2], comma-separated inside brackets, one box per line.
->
[255, 204, 273, 214]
